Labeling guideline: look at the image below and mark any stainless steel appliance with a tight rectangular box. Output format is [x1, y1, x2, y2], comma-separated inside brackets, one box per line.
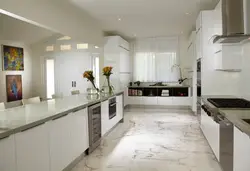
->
[213, 0, 250, 44]
[88, 102, 101, 153]
[207, 98, 250, 108]
[109, 97, 116, 119]
[216, 113, 234, 171]
[196, 59, 201, 122]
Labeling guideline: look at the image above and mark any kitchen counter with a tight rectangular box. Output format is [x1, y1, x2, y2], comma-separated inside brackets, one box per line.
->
[202, 95, 250, 136]
[0, 91, 124, 139]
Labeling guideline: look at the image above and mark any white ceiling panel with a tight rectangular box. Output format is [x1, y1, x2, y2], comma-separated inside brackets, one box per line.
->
[69, 0, 219, 39]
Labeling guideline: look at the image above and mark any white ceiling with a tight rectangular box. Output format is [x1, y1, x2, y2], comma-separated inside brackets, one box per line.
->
[69, 0, 219, 39]
[0, 14, 56, 45]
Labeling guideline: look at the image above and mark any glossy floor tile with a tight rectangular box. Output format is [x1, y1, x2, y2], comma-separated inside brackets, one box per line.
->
[71, 108, 222, 171]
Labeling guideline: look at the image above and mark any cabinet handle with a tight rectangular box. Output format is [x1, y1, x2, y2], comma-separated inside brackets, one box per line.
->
[21, 122, 45, 132]
[52, 113, 68, 121]
[214, 50, 222, 54]
[0, 135, 10, 140]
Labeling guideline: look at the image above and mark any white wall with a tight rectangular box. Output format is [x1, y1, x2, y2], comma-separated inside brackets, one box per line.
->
[31, 40, 103, 98]
[0, 0, 103, 45]
[0, 40, 33, 103]
[239, 42, 250, 100]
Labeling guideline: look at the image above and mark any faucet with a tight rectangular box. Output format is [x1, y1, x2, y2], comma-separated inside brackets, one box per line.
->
[171, 64, 188, 84]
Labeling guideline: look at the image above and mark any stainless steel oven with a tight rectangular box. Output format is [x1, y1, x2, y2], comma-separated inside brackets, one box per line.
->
[109, 97, 116, 119]
[88, 102, 101, 153]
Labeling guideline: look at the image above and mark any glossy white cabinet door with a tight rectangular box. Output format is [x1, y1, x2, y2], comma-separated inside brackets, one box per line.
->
[172, 97, 191, 106]
[15, 123, 50, 171]
[71, 108, 89, 159]
[157, 97, 172, 106]
[49, 114, 71, 171]
[116, 94, 124, 122]
[196, 29, 202, 59]
[101, 100, 109, 136]
[120, 49, 130, 73]
[234, 126, 250, 171]
[143, 97, 158, 105]
[0, 135, 16, 171]
[127, 97, 143, 105]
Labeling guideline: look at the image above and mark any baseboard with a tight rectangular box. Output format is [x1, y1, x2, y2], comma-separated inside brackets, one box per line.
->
[63, 151, 87, 171]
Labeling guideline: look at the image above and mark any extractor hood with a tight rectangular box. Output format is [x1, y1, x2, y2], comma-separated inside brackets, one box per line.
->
[213, 0, 250, 44]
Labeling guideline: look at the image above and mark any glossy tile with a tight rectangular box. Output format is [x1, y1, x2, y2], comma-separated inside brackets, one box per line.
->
[71, 108, 222, 171]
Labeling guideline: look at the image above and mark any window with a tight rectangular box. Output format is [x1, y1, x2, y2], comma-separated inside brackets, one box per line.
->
[60, 45, 71, 51]
[46, 59, 55, 98]
[133, 37, 179, 82]
[92, 56, 100, 88]
[77, 43, 88, 49]
[46, 45, 54, 52]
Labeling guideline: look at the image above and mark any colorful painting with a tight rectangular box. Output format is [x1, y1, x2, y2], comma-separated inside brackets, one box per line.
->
[2, 45, 24, 71]
[6, 75, 23, 102]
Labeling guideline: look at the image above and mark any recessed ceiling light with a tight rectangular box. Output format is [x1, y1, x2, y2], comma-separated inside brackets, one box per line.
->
[181, 31, 184, 34]
[134, 34, 137, 37]
[118, 18, 121, 21]
[94, 46, 99, 49]
[58, 36, 71, 40]
[185, 12, 190, 15]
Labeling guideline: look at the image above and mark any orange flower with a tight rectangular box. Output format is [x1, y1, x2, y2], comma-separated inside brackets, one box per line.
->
[103, 66, 113, 76]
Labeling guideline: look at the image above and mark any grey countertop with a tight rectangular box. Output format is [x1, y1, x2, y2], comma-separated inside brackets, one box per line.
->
[0, 91, 124, 139]
[201, 95, 250, 136]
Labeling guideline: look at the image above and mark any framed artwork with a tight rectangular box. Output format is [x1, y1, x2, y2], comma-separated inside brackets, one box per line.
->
[2, 45, 24, 71]
[6, 75, 23, 102]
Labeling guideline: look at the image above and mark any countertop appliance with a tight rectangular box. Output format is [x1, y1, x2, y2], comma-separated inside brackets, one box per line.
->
[88, 102, 101, 153]
[213, 0, 250, 43]
[207, 98, 250, 108]
[109, 97, 116, 119]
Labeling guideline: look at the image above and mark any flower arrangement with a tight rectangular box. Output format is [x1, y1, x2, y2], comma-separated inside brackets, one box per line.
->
[103, 66, 113, 94]
[83, 71, 99, 92]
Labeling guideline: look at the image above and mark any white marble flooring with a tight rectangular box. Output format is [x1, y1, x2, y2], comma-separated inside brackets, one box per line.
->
[71, 107, 222, 171]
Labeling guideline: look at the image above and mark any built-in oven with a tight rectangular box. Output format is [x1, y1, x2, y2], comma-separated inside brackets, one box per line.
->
[109, 97, 116, 119]
[88, 102, 101, 154]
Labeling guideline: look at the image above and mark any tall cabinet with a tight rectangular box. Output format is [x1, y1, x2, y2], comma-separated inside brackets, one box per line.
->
[104, 36, 131, 96]
[187, 31, 197, 113]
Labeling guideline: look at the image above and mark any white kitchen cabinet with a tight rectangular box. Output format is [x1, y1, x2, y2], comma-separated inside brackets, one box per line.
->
[120, 49, 130, 73]
[15, 123, 50, 171]
[49, 114, 72, 171]
[0, 135, 16, 171]
[172, 97, 191, 106]
[143, 97, 158, 105]
[104, 36, 131, 90]
[196, 28, 202, 59]
[234, 126, 250, 171]
[127, 96, 143, 105]
[101, 100, 109, 136]
[71, 108, 89, 160]
[196, 12, 202, 31]
[116, 94, 124, 122]
[200, 107, 220, 161]
[157, 97, 172, 106]
[214, 45, 242, 71]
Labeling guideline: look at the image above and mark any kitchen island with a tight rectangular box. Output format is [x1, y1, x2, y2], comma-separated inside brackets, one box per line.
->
[201, 96, 250, 171]
[0, 91, 124, 171]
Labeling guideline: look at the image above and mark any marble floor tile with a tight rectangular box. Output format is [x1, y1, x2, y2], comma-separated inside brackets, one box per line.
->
[71, 108, 222, 171]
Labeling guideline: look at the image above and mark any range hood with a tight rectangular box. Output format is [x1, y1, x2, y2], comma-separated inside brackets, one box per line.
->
[213, 0, 250, 44]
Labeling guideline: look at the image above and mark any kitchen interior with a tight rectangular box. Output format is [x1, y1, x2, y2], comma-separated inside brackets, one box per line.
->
[1, 0, 250, 171]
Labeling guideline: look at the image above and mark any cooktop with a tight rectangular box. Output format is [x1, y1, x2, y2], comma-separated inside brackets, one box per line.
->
[207, 98, 250, 108]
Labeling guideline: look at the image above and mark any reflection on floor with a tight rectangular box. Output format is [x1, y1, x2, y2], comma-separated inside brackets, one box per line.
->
[71, 107, 222, 171]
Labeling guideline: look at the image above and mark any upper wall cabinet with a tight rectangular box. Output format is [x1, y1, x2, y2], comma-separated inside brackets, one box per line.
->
[214, 45, 242, 71]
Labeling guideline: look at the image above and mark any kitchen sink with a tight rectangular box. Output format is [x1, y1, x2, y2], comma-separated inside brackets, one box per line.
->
[242, 119, 250, 125]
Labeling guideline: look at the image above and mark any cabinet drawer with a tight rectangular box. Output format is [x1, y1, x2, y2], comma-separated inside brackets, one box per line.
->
[157, 97, 172, 106]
